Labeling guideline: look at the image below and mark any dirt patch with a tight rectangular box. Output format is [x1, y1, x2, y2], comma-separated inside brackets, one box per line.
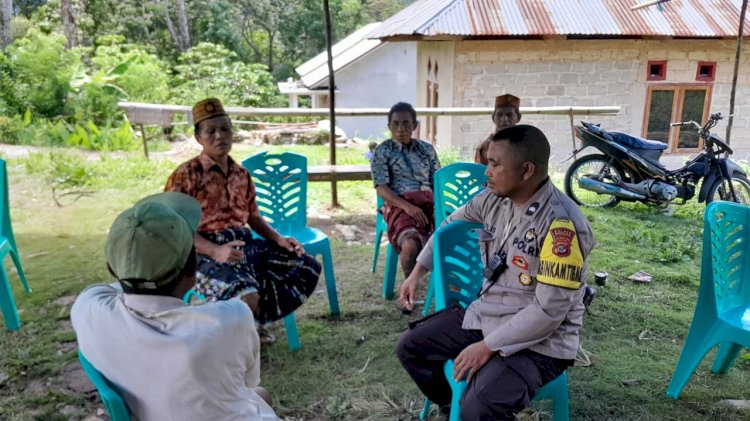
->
[57, 341, 78, 355]
[309, 214, 378, 245]
[60, 361, 96, 394]
[53, 294, 77, 307]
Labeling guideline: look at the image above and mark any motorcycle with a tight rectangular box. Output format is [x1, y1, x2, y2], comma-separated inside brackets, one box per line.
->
[563, 113, 750, 208]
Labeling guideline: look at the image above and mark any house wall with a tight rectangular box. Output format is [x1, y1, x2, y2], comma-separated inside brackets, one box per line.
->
[440, 39, 750, 169]
[333, 42, 418, 140]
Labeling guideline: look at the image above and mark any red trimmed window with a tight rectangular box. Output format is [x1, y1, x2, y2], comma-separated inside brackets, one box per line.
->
[647, 60, 667, 81]
[696, 61, 716, 82]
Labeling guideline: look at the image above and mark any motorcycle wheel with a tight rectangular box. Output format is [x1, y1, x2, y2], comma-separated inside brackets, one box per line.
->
[706, 172, 750, 205]
[564, 154, 625, 208]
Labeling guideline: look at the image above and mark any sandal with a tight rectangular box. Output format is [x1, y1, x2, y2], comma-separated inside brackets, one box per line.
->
[257, 327, 276, 345]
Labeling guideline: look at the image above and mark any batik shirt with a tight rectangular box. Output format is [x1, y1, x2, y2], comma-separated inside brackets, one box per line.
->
[417, 179, 595, 361]
[165, 153, 260, 233]
[371, 138, 440, 195]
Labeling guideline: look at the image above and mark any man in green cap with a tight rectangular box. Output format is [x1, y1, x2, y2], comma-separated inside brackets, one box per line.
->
[71, 192, 279, 420]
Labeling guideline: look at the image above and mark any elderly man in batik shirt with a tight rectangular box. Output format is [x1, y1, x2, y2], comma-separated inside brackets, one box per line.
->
[371, 102, 441, 287]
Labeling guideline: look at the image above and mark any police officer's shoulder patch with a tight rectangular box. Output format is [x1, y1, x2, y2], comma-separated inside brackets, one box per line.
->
[537, 219, 584, 289]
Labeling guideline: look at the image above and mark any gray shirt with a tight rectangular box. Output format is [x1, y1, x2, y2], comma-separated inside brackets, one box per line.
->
[371, 138, 440, 195]
[417, 179, 595, 361]
[71, 284, 279, 421]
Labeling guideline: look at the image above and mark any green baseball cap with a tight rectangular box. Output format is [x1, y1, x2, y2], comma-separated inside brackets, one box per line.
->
[105, 192, 202, 290]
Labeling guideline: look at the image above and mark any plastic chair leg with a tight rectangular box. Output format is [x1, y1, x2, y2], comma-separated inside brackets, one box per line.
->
[711, 342, 743, 374]
[382, 244, 398, 300]
[372, 226, 383, 273]
[320, 243, 340, 316]
[420, 398, 431, 420]
[284, 313, 301, 351]
[550, 377, 570, 421]
[666, 319, 717, 399]
[9, 250, 30, 293]
[0, 264, 20, 330]
[422, 275, 435, 316]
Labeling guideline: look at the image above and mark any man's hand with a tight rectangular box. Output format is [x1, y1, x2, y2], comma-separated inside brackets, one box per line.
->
[276, 236, 305, 256]
[453, 340, 495, 382]
[212, 240, 245, 263]
[398, 274, 420, 312]
[404, 204, 430, 228]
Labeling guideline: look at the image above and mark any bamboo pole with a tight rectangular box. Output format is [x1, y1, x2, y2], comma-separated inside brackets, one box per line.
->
[727, 0, 749, 146]
[118, 102, 621, 118]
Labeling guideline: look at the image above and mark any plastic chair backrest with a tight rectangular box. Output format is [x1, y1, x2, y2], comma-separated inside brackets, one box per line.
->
[0, 160, 17, 250]
[242, 152, 308, 233]
[434, 163, 487, 226]
[432, 220, 484, 310]
[705, 201, 750, 314]
[78, 351, 131, 421]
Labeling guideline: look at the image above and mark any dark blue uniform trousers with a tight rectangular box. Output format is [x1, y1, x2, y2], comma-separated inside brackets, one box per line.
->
[396, 305, 570, 420]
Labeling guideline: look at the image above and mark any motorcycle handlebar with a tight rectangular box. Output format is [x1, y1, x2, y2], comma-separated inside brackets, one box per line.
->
[670, 121, 700, 129]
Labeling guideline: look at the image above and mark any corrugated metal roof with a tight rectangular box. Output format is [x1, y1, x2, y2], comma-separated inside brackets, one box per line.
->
[296, 22, 383, 88]
[366, 0, 750, 39]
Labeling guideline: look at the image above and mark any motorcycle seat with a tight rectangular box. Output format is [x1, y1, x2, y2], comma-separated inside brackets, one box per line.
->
[609, 131, 668, 151]
[582, 123, 667, 151]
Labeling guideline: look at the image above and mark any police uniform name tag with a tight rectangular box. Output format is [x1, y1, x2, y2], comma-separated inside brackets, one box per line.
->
[537, 219, 584, 289]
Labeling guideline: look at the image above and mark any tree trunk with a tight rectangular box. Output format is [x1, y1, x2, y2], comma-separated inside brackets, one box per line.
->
[175, 0, 191, 51]
[267, 30, 274, 72]
[61, 0, 78, 49]
[1, 0, 13, 48]
[159, 0, 181, 51]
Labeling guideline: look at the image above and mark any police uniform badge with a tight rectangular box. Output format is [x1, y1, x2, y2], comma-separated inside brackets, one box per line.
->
[524, 228, 537, 243]
[537, 219, 584, 290]
[519, 273, 533, 286]
[512, 255, 528, 270]
[526, 202, 540, 216]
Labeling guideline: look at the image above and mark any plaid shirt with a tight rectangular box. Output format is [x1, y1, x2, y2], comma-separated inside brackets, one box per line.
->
[165, 153, 260, 233]
[371, 138, 440, 195]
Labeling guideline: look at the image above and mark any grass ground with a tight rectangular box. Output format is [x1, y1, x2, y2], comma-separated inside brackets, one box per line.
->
[0, 145, 749, 420]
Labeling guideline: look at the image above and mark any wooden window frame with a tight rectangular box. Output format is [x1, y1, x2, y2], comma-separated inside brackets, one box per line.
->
[647, 60, 667, 81]
[696, 61, 716, 82]
[642, 84, 712, 153]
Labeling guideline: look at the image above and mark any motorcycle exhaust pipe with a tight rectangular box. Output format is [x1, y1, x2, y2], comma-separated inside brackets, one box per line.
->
[578, 177, 646, 200]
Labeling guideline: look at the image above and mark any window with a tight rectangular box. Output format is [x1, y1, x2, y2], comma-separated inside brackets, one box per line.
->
[424, 57, 439, 144]
[696, 61, 716, 82]
[647, 60, 667, 81]
[643, 85, 712, 152]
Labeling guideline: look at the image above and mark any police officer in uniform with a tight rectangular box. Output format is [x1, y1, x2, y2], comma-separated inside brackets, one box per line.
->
[397, 125, 594, 420]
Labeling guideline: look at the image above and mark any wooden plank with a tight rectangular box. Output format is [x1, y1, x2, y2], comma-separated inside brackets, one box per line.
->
[308, 164, 372, 182]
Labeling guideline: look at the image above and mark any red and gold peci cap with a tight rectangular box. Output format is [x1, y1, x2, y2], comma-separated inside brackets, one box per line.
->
[192, 98, 228, 125]
[494, 94, 521, 109]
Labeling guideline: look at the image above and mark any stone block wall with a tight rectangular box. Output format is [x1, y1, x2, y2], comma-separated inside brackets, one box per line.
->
[445, 39, 750, 168]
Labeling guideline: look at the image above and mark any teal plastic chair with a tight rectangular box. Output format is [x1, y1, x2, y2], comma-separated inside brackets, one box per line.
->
[242, 152, 340, 350]
[421, 220, 570, 421]
[373, 195, 399, 300]
[433, 163, 487, 227]
[0, 159, 31, 331]
[422, 163, 486, 315]
[78, 351, 130, 421]
[667, 201, 750, 399]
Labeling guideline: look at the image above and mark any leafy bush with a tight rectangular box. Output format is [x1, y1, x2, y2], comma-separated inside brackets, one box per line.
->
[170, 42, 284, 108]
[91, 36, 171, 104]
[63, 118, 139, 152]
[5, 29, 79, 118]
[437, 146, 462, 166]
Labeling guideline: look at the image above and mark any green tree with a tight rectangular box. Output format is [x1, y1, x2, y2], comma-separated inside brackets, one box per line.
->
[170, 42, 283, 107]
[6, 28, 79, 117]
